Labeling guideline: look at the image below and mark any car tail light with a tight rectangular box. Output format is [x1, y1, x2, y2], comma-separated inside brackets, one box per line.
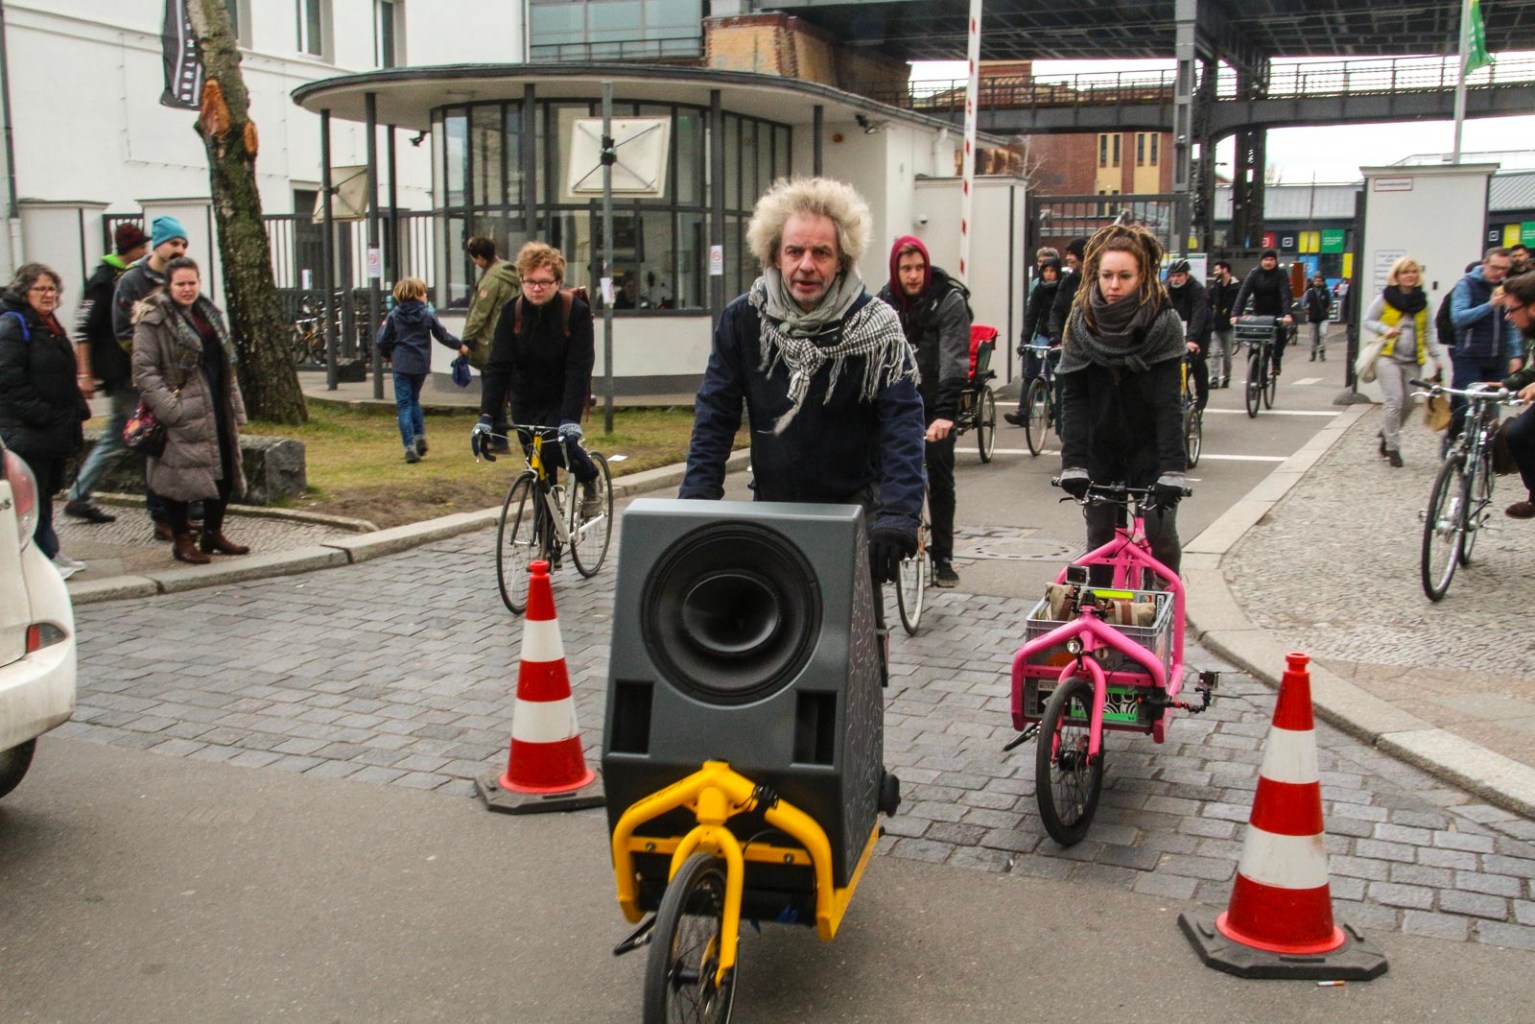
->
[26, 622, 66, 653]
[3, 448, 38, 550]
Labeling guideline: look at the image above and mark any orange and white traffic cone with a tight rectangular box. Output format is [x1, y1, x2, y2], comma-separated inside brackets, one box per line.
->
[477, 560, 604, 815]
[1180, 652, 1387, 980]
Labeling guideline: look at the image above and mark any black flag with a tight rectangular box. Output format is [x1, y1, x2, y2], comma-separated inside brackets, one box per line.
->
[160, 0, 204, 109]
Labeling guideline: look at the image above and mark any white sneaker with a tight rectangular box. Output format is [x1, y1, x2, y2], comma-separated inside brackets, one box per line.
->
[51, 553, 86, 579]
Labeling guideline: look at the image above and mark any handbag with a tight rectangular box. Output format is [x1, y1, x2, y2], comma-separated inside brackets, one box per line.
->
[123, 400, 167, 458]
[1354, 333, 1385, 383]
[1423, 393, 1452, 433]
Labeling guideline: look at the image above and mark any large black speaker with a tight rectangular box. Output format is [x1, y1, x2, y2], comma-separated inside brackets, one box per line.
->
[602, 499, 883, 906]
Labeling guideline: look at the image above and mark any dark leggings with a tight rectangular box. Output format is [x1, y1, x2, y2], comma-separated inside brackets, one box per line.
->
[1084, 501, 1181, 589]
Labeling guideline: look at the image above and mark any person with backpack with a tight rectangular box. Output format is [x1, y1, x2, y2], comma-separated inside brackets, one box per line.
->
[471, 241, 602, 517]
[0, 263, 91, 576]
[375, 277, 471, 463]
[1362, 257, 1445, 468]
[1302, 273, 1332, 361]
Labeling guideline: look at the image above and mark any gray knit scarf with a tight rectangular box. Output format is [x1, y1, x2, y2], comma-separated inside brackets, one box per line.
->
[1057, 285, 1185, 375]
[750, 269, 917, 434]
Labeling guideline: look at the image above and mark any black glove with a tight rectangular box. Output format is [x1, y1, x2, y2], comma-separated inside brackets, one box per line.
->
[869, 527, 918, 584]
[470, 414, 496, 461]
[1058, 468, 1090, 500]
[1152, 472, 1187, 508]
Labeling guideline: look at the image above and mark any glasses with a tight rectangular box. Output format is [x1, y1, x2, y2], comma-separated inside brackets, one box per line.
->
[28, 286, 58, 295]
[1489, 262, 1511, 272]
[524, 278, 559, 288]
[1506, 301, 1527, 315]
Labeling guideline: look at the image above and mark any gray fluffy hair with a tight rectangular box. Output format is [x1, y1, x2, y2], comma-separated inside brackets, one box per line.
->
[746, 177, 871, 272]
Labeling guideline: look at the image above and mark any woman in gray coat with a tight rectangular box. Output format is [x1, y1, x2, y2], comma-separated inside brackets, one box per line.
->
[131, 256, 250, 565]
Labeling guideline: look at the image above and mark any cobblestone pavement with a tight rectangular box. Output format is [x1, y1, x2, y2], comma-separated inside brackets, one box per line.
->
[1224, 406, 1535, 767]
[63, 523, 1535, 953]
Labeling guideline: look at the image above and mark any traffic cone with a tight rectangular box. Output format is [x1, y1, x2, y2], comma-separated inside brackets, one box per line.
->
[1180, 652, 1387, 980]
[477, 560, 604, 815]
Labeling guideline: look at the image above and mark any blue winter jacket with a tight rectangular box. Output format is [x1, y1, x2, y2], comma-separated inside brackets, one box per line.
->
[1448, 267, 1519, 362]
[679, 290, 926, 535]
[375, 299, 463, 375]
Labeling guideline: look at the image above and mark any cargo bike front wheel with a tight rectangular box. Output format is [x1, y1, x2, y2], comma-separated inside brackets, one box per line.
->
[1035, 674, 1105, 847]
[643, 852, 738, 1024]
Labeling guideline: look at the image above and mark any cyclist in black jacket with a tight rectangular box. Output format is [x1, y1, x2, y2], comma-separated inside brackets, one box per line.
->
[1231, 249, 1295, 376]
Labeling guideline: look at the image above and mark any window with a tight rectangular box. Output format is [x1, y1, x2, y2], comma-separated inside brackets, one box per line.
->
[1097, 134, 1107, 169]
[1111, 134, 1121, 168]
[375, 0, 401, 68]
[1136, 133, 1145, 167]
[296, 0, 328, 59]
[223, 0, 251, 46]
[528, 0, 704, 61]
[1150, 134, 1160, 166]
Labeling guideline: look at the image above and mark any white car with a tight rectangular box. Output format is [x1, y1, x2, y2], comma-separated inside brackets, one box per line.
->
[0, 437, 76, 799]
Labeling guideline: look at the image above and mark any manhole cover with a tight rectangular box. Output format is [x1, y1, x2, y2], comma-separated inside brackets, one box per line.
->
[954, 526, 1077, 562]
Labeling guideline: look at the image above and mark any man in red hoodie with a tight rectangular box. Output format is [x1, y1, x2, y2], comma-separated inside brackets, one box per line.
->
[877, 236, 971, 587]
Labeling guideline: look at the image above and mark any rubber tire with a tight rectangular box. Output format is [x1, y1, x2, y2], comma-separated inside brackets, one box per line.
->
[1421, 455, 1465, 602]
[1459, 451, 1493, 567]
[1263, 355, 1278, 409]
[1024, 377, 1050, 457]
[1244, 348, 1262, 418]
[1183, 405, 1202, 467]
[570, 452, 613, 578]
[1035, 675, 1104, 847]
[0, 739, 36, 800]
[496, 475, 539, 614]
[976, 386, 997, 463]
[643, 852, 737, 1024]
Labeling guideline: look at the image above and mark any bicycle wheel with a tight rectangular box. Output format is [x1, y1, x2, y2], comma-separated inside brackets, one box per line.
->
[976, 386, 997, 463]
[570, 452, 614, 577]
[496, 475, 541, 614]
[895, 500, 930, 635]
[1035, 674, 1103, 847]
[643, 852, 737, 1024]
[1244, 347, 1262, 418]
[1024, 377, 1050, 457]
[1263, 348, 1278, 409]
[1183, 403, 1203, 467]
[1459, 449, 1494, 567]
[1420, 455, 1465, 602]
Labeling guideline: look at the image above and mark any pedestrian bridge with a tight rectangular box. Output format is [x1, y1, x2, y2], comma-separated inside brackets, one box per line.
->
[877, 55, 1535, 136]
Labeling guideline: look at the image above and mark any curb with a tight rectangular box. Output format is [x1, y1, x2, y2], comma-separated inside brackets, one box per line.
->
[1184, 404, 1535, 820]
[67, 449, 749, 607]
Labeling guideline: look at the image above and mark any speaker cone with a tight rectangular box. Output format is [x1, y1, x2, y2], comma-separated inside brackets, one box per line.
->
[642, 523, 821, 704]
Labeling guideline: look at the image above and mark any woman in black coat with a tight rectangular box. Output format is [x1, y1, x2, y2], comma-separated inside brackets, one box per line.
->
[0, 263, 90, 573]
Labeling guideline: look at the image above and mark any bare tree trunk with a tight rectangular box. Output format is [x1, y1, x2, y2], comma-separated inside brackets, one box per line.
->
[185, 0, 306, 424]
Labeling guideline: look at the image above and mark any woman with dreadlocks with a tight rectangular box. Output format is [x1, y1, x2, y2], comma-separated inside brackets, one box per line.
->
[1055, 223, 1188, 579]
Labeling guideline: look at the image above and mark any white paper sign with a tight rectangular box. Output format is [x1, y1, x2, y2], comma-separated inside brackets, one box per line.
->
[365, 246, 383, 281]
[709, 244, 724, 277]
[300, 268, 313, 290]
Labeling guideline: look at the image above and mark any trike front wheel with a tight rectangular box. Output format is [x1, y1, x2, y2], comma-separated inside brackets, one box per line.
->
[643, 852, 737, 1024]
[1036, 675, 1104, 847]
[496, 474, 541, 614]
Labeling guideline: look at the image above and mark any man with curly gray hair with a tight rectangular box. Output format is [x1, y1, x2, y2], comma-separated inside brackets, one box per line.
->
[681, 176, 927, 597]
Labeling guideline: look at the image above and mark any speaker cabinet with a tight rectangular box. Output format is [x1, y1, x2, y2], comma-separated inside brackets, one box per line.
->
[603, 499, 883, 904]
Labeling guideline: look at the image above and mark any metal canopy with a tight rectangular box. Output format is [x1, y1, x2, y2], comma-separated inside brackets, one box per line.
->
[766, 0, 1535, 62]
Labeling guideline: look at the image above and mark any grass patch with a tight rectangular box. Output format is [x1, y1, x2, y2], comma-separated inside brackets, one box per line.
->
[242, 401, 724, 529]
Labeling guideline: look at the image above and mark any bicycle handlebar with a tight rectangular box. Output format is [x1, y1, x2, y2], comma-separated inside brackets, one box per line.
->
[1049, 478, 1194, 502]
[472, 423, 583, 464]
[1410, 379, 1525, 405]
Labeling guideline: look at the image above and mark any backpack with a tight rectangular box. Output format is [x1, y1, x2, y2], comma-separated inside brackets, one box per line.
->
[512, 286, 588, 338]
[1435, 288, 1458, 351]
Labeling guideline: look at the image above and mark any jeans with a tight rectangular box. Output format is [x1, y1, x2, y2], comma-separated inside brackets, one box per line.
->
[1084, 501, 1180, 588]
[393, 372, 426, 447]
[925, 429, 956, 564]
[1447, 353, 1505, 445]
[1209, 329, 1234, 384]
[1374, 358, 1418, 454]
[1309, 321, 1326, 355]
[1506, 405, 1535, 501]
[68, 387, 136, 503]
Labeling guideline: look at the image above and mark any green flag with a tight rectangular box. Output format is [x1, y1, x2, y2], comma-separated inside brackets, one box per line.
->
[1465, 0, 1492, 75]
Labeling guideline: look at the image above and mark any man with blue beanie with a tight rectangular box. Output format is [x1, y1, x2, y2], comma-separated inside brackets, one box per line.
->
[113, 215, 190, 539]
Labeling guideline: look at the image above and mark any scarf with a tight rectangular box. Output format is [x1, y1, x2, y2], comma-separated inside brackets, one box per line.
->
[1057, 284, 1185, 375]
[1378, 288, 1430, 362]
[1382, 285, 1427, 316]
[749, 269, 916, 434]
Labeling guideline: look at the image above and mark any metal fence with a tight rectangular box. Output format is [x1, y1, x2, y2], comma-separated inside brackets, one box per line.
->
[276, 288, 379, 368]
[263, 210, 438, 290]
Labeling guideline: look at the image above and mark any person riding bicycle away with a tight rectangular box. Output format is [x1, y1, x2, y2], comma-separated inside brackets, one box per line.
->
[1231, 249, 1294, 376]
[680, 176, 926, 602]
[1489, 271, 1535, 519]
[1163, 258, 1210, 411]
[1055, 223, 1187, 584]
[1362, 257, 1446, 469]
[877, 235, 971, 588]
[376, 277, 471, 464]
[1006, 256, 1062, 427]
[1445, 247, 1520, 450]
[472, 241, 603, 518]
[1302, 272, 1333, 361]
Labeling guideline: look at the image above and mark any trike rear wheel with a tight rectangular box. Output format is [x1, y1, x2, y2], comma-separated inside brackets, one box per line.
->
[976, 386, 997, 463]
[643, 852, 737, 1024]
[1035, 675, 1104, 847]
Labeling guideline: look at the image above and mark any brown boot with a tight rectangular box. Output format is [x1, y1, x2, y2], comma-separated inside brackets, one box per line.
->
[173, 533, 211, 565]
[200, 531, 250, 556]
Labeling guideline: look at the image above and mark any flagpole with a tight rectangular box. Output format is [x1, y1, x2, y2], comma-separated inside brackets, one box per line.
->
[1453, 0, 1471, 163]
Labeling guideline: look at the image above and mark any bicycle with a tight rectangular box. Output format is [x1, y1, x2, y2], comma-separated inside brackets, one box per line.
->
[473, 424, 614, 614]
[1233, 315, 1283, 418]
[1021, 342, 1062, 458]
[1006, 482, 1216, 846]
[893, 489, 932, 635]
[1182, 353, 1203, 467]
[1413, 380, 1525, 601]
[953, 325, 999, 463]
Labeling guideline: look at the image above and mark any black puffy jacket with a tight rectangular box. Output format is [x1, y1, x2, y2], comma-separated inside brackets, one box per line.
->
[0, 294, 88, 461]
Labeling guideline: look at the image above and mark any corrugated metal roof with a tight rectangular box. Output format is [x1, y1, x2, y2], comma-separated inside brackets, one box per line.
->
[1490, 171, 1535, 213]
[1212, 185, 1360, 221]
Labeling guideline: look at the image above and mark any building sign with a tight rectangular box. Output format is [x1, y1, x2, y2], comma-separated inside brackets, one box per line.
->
[1373, 249, 1406, 292]
[1373, 177, 1414, 192]
[1523, 221, 1535, 248]
[1321, 229, 1346, 254]
[1261, 232, 1276, 250]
